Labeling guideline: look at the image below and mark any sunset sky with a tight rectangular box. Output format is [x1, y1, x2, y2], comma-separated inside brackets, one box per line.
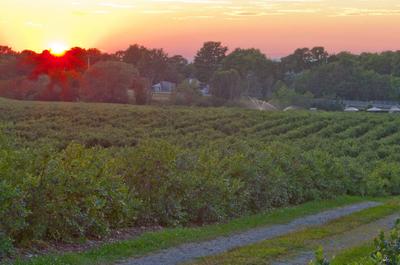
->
[1, 0, 400, 58]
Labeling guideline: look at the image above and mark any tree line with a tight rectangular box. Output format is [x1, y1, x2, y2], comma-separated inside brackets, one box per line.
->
[1, 43, 400, 105]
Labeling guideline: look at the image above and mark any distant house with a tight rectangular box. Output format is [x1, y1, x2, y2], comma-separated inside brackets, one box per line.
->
[188, 78, 210, 96]
[152, 81, 176, 93]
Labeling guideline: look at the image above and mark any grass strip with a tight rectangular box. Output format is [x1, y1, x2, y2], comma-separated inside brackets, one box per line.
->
[5, 196, 366, 265]
[189, 197, 400, 265]
[331, 243, 375, 265]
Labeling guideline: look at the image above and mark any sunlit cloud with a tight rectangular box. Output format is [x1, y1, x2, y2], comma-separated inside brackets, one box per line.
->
[1, 0, 400, 58]
[333, 8, 400, 17]
[98, 2, 135, 9]
[25, 21, 44, 28]
[173, 15, 214, 20]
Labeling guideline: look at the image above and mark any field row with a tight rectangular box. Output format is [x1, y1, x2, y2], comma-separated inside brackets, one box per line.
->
[1, 97, 400, 257]
[1, 98, 400, 149]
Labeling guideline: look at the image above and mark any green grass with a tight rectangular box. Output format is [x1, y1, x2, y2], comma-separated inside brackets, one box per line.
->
[6, 196, 366, 265]
[331, 243, 375, 265]
[189, 198, 400, 265]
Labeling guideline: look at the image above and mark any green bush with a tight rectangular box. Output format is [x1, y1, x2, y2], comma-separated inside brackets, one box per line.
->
[22, 143, 138, 241]
[120, 140, 187, 225]
[0, 232, 13, 259]
[372, 220, 400, 264]
[2, 98, 400, 252]
[366, 162, 400, 196]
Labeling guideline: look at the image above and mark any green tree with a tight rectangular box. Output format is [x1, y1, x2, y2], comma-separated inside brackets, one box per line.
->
[210, 69, 241, 100]
[119, 44, 168, 84]
[170, 80, 201, 105]
[293, 54, 395, 101]
[194, 41, 228, 83]
[281, 47, 329, 74]
[132, 77, 151, 105]
[221, 48, 276, 97]
[271, 81, 313, 108]
[80, 61, 138, 103]
[164, 55, 189, 84]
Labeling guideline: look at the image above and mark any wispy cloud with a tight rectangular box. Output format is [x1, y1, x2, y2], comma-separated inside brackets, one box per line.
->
[98, 2, 135, 9]
[25, 21, 44, 28]
[333, 8, 400, 17]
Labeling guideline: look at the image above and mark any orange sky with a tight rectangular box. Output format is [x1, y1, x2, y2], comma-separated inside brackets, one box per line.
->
[1, 0, 400, 58]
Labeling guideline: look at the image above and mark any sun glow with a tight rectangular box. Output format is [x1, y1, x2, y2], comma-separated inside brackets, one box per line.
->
[48, 42, 69, 56]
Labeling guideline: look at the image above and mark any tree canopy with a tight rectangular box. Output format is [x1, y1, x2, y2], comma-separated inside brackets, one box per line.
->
[221, 48, 276, 98]
[80, 61, 138, 103]
[1, 43, 400, 105]
[194, 41, 228, 83]
[211, 69, 241, 100]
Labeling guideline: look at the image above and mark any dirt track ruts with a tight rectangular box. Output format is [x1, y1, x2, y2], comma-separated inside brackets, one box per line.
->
[117, 201, 380, 265]
[272, 213, 399, 265]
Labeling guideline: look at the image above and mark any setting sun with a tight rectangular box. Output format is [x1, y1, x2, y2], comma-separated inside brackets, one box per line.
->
[48, 42, 69, 56]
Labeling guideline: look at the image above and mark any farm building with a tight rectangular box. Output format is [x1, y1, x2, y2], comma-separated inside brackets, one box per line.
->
[152, 81, 176, 93]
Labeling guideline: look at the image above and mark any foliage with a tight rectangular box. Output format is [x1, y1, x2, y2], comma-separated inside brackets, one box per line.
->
[366, 163, 400, 196]
[292, 54, 398, 101]
[271, 81, 314, 109]
[371, 220, 400, 265]
[194, 41, 228, 83]
[281, 47, 329, 74]
[132, 77, 151, 105]
[2, 98, 400, 255]
[80, 61, 138, 103]
[119, 44, 169, 84]
[210, 69, 241, 100]
[170, 79, 202, 105]
[2, 44, 400, 104]
[164, 55, 190, 84]
[8, 197, 365, 265]
[309, 247, 330, 265]
[220, 48, 276, 97]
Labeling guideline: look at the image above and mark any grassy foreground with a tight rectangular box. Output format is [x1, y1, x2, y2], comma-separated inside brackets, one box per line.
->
[189, 197, 400, 265]
[331, 243, 376, 265]
[6, 196, 366, 265]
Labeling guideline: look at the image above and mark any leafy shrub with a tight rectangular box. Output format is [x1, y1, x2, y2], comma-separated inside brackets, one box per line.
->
[372, 220, 400, 264]
[0, 136, 30, 245]
[120, 140, 187, 225]
[170, 80, 202, 106]
[0, 181, 27, 245]
[183, 147, 248, 223]
[22, 143, 138, 241]
[366, 163, 400, 196]
[2, 99, 400, 251]
[0, 232, 13, 259]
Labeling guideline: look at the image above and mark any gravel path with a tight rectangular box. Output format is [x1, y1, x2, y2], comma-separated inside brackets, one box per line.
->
[272, 213, 400, 265]
[117, 202, 380, 265]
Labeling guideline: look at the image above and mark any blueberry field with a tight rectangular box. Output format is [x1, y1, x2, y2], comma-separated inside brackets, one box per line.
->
[1, 97, 400, 256]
